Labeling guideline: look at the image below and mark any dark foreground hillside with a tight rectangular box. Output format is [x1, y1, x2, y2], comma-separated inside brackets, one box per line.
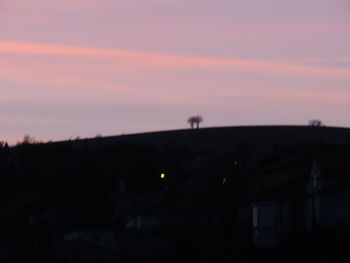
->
[0, 125, 350, 262]
[76, 125, 350, 148]
[71, 125, 350, 166]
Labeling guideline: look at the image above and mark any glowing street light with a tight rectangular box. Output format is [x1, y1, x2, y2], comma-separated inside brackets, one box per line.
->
[160, 173, 166, 179]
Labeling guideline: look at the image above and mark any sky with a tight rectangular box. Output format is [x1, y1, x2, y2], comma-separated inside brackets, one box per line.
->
[0, 0, 349, 144]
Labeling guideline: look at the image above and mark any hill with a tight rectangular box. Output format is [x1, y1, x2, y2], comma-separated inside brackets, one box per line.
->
[68, 125, 350, 165]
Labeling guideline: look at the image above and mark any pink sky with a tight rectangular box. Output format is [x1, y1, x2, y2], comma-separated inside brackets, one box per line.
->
[0, 0, 349, 144]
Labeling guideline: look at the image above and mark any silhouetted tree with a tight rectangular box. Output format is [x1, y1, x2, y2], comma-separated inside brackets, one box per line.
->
[22, 135, 36, 144]
[194, 115, 203, 128]
[308, 119, 323, 127]
[188, 115, 203, 129]
[188, 116, 196, 129]
[0, 141, 6, 148]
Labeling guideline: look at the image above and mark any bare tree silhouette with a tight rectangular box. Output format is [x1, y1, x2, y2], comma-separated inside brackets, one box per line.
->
[188, 115, 203, 129]
[22, 135, 36, 144]
[308, 119, 324, 127]
[194, 115, 203, 128]
[188, 116, 196, 129]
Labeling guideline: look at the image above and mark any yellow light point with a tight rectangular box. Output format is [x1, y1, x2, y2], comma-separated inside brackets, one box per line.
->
[160, 173, 166, 179]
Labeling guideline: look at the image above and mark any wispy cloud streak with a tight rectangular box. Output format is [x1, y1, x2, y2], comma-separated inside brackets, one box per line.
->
[1, 41, 349, 78]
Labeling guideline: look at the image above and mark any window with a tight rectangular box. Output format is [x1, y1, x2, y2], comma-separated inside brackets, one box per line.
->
[253, 206, 258, 227]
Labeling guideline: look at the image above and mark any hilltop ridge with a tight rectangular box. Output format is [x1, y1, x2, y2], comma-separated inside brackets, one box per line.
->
[64, 125, 350, 162]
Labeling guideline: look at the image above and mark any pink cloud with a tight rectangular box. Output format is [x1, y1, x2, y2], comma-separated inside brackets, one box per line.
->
[0, 41, 349, 119]
[0, 41, 349, 79]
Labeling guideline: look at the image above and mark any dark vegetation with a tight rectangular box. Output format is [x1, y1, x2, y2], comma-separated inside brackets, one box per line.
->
[0, 126, 350, 262]
[187, 115, 203, 129]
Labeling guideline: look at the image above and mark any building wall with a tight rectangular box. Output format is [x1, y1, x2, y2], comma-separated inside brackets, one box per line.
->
[64, 231, 116, 251]
[305, 195, 321, 231]
[320, 188, 350, 227]
[252, 202, 280, 248]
